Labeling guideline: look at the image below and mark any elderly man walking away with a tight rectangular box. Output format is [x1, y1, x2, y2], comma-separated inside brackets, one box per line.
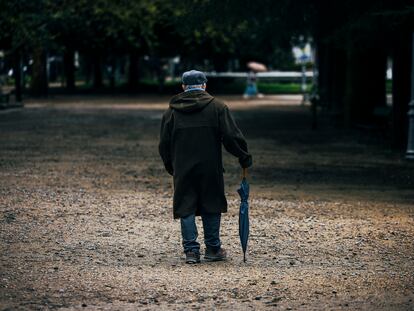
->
[159, 70, 253, 264]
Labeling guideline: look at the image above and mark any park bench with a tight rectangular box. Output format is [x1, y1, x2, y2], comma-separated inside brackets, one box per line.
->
[0, 89, 11, 109]
[0, 89, 23, 110]
[0, 90, 10, 105]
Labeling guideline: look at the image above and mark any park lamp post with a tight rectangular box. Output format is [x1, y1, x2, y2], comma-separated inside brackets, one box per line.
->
[406, 32, 414, 160]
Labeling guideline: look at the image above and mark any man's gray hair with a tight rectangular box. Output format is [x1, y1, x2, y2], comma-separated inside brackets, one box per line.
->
[185, 84, 206, 90]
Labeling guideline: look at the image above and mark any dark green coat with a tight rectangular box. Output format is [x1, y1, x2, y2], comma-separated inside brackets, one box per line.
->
[159, 90, 252, 219]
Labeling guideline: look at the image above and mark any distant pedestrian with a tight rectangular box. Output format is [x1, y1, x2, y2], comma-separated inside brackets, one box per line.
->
[243, 70, 258, 99]
[244, 61, 267, 99]
[159, 70, 253, 264]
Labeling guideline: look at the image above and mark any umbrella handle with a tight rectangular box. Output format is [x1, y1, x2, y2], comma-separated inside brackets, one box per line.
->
[242, 168, 247, 179]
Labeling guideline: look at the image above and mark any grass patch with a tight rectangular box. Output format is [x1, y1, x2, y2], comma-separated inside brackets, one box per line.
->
[258, 82, 309, 94]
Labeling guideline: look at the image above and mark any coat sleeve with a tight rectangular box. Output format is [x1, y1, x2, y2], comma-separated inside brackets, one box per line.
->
[219, 105, 253, 168]
[158, 111, 174, 175]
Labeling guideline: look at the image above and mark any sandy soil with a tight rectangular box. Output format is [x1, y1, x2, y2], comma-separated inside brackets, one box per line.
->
[1, 95, 413, 310]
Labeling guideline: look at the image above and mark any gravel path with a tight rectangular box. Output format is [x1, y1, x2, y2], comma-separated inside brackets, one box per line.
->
[1, 95, 413, 310]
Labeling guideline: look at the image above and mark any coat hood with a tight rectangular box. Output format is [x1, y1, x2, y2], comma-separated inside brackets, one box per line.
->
[169, 90, 214, 113]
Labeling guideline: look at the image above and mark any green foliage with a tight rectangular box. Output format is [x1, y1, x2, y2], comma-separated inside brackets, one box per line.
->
[309, 0, 414, 50]
[1, 0, 413, 57]
[1, 0, 412, 91]
[258, 82, 309, 94]
[0, 0, 182, 55]
[175, 0, 304, 69]
[0, 0, 53, 52]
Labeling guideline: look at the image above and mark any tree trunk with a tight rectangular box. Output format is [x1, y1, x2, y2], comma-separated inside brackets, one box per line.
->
[109, 56, 116, 89]
[128, 51, 139, 90]
[344, 43, 387, 126]
[344, 44, 361, 127]
[392, 32, 412, 149]
[30, 46, 48, 96]
[93, 52, 103, 89]
[316, 39, 347, 126]
[316, 38, 330, 107]
[64, 46, 75, 90]
[330, 48, 347, 124]
[13, 50, 22, 102]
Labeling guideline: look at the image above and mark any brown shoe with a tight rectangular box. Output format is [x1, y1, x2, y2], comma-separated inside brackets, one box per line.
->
[185, 251, 200, 264]
[204, 248, 227, 262]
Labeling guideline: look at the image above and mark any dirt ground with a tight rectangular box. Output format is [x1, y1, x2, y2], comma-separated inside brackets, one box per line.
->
[1, 94, 413, 310]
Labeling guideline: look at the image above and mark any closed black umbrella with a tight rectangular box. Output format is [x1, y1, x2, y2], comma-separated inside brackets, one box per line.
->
[237, 168, 250, 262]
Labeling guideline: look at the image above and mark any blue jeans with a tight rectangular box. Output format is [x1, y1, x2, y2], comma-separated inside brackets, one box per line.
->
[180, 213, 221, 254]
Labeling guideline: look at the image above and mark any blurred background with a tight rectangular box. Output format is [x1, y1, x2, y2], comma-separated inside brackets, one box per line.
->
[0, 0, 413, 150]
